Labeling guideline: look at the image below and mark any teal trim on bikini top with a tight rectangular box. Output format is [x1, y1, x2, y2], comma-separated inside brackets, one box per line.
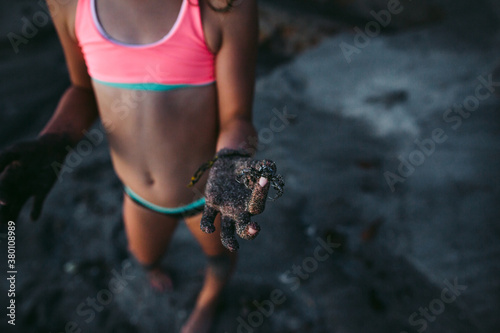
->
[92, 78, 215, 91]
[124, 186, 205, 214]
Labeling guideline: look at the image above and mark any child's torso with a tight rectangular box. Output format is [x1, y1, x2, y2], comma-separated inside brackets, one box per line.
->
[69, 0, 222, 207]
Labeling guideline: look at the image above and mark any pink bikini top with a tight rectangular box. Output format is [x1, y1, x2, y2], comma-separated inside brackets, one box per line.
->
[75, 0, 215, 90]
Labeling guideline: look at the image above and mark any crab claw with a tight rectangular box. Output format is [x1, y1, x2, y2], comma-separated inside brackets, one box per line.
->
[255, 160, 277, 179]
[269, 173, 285, 200]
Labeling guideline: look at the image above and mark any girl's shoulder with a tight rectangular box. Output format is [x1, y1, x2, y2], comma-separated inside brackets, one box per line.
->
[200, 0, 257, 54]
[48, 0, 80, 41]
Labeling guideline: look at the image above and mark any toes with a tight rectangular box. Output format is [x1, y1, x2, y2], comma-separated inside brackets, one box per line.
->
[148, 269, 174, 293]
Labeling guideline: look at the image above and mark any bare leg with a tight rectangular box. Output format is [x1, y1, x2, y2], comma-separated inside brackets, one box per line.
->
[123, 194, 179, 292]
[181, 213, 237, 333]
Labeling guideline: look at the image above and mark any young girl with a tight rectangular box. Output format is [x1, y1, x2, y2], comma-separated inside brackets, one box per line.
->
[0, 0, 278, 332]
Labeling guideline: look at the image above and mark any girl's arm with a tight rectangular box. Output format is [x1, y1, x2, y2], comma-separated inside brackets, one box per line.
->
[41, 0, 99, 144]
[213, 0, 259, 152]
[197, 1, 286, 252]
[0, 1, 99, 223]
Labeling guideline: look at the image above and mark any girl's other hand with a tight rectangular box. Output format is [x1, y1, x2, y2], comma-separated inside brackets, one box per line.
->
[0, 133, 72, 223]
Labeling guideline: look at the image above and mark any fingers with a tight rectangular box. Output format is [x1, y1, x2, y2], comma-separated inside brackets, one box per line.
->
[247, 177, 270, 215]
[220, 215, 239, 252]
[0, 149, 19, 174]
[246, 159, 278, 215]
[200, 205, 218, 233]
[235, 212, 260, 240]
[0, 162, 23, 205]
[30, 193, 47, 221]
[0, 200, 24, 225]
[0, 162, 30, 223]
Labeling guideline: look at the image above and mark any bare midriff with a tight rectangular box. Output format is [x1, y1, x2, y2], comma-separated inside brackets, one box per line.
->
[93, 82, 218, 208]
[77, 0, 221, 208]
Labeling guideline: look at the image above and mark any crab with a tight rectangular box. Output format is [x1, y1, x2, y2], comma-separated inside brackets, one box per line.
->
[237, 160, 285, 201]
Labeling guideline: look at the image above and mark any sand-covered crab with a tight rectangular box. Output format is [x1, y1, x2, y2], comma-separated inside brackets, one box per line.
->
[237, 159, 285, 201]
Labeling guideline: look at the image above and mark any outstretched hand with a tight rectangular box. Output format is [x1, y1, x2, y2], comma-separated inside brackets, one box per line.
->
[0, 134, 71, 223]
[190, 149, 284, 252]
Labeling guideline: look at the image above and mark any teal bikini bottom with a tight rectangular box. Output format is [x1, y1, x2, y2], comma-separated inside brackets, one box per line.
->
[124, 186, 205, 217]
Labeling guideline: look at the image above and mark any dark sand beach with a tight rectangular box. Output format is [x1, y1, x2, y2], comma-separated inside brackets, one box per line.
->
[1, 0, 499, 332]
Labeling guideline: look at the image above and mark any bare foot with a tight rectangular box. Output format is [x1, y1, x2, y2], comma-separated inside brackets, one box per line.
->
[181, 301, 217, 333]
[147, 268, 173, 293]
